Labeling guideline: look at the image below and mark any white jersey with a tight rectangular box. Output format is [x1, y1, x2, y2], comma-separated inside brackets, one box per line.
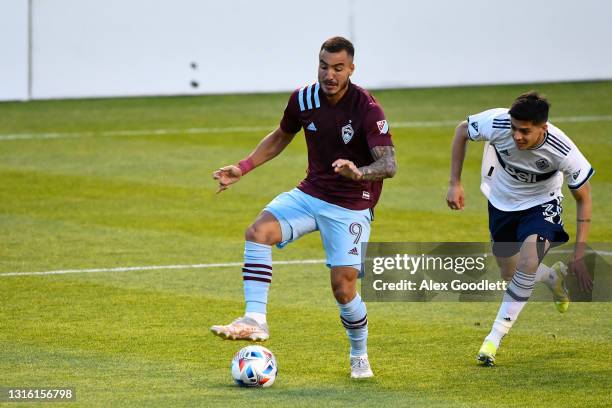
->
[468, 108, 594, 211]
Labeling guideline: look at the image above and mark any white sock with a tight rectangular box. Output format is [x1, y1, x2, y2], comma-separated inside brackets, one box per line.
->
[486, 270, 535, 348]
[338, 293, 368, 356]
[534, 263, 558, 288]
[484, 327, 507, 349]
[243, 241, 272, 315]
[245, 312, 267, 325]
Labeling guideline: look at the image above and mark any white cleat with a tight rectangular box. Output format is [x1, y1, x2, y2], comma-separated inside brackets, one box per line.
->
[210, 316, 269, 341]
[350, 354, 374, 379]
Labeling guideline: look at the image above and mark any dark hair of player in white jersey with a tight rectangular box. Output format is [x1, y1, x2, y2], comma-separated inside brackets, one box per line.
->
[509, 91, 550, 125]
[320, 36, 355, 58]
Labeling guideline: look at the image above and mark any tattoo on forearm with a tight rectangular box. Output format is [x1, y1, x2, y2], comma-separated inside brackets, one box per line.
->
[359, 146, 397, 181]
[577, 219, 591, 223]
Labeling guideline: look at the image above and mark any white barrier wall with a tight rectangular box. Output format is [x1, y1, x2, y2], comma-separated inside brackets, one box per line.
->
[354, 0, 612, 88]
[1, 0, 611, 101]
[0, 0, 29, 100]
[30, 0, 351, 99]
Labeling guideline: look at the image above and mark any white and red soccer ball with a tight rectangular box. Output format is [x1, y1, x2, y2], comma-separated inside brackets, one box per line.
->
[231, 345, 278, 387]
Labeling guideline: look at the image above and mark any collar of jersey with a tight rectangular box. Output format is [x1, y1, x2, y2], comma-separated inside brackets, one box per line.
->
[527, 130, 549, 150]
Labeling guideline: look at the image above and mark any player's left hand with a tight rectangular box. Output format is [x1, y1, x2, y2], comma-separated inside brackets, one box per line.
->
[570, 254, 593, 292]
[332, 159, 363, 181]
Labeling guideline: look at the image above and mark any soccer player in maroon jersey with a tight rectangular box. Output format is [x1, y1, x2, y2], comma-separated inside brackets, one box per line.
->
[211, 37, 396, 378]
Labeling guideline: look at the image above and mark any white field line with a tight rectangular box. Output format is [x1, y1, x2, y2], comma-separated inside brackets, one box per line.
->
[0, 259, 327, 277]
[2, 115, 612, 142]
[2, 249, 610, 278]
[0, 126, 275, 141]
[393, 115, 612, 128]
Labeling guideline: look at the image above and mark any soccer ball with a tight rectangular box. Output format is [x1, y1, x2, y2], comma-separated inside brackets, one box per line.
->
[231, 345, 278, 387]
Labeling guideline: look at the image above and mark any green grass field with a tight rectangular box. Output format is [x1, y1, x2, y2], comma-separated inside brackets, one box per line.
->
[1, 81, 611, 407]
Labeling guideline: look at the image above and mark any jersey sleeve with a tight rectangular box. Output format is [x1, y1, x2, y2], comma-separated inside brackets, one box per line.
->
[560, 145, 594, 190]
[279, 90, 302, 134]
[466, 108, 508, 142]
[364, 103, 393, 148]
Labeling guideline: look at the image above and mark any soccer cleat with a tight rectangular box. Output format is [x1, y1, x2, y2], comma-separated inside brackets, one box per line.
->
[550, 261, 570, 313]
[350, 354, 374, 378]
[210, 316, 269, 341]
[476, 339, 497, 367]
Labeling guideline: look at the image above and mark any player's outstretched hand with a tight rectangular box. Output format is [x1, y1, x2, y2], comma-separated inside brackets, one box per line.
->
[212, 165, 242, 194]
[332, 159, 363, 181]
[446, 184, 465, 210]
[570, 255, 593, 292]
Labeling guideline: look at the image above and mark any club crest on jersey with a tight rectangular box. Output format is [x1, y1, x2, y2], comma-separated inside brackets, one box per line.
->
[499, 149, 510, 156]
[376, 120, 389, 134]
[341, 122, 354, 144]
[535, 158, 549, 170]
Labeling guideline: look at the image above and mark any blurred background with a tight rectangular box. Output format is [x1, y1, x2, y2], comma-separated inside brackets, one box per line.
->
[2, 0, 611, 101]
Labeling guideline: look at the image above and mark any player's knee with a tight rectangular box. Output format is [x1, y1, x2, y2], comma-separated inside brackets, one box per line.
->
[333, 285, 354, 304]
[245, 223, 278, 245]
[331, 275, 357, 304]
[500, 268, 514, 282]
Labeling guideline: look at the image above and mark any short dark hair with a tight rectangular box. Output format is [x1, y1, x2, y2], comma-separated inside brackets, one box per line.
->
[320, 36, 354, 58]
[509, 91, 550, 124]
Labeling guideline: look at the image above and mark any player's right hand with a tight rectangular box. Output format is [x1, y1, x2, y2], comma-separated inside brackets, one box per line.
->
[212, 165, 242, 194]
[446, 184, 465, 210]
[570, 254, 593, 292]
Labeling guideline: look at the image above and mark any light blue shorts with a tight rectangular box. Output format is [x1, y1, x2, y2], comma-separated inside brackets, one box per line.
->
[264, 188, 372, 275]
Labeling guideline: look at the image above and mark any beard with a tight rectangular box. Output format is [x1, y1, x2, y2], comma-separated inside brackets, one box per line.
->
[321, 78, 349, 96]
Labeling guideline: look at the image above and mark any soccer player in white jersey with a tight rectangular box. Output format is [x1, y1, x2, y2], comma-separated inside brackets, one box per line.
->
[446, 92, 594, 366]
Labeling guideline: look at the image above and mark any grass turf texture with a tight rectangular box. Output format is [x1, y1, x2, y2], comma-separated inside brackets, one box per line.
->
[1, 81, 611, 407]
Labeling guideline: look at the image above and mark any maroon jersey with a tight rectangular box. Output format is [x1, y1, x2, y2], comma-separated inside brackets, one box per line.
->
[280, 81, 393, 210]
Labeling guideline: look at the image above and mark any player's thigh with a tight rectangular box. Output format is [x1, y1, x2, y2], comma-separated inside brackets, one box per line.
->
[262, 188, 317, 248]
[315, 204, 371, 274]
[495, 254, 519, 281]
[488, 201, 521, 258]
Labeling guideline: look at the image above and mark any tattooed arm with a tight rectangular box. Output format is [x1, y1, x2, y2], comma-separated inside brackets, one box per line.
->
[359, 146, 397, 180]
[332, 146, 397, 181]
